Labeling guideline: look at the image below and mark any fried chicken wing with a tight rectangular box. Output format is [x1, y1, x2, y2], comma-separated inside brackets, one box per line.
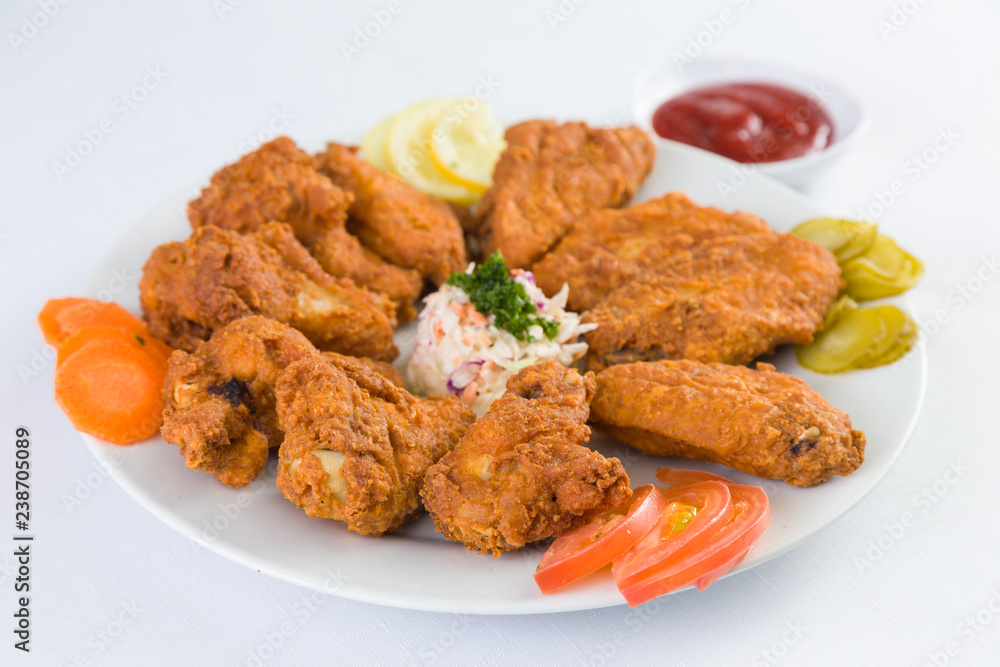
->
[314, 143, 467, 285]
[188, 137, 422, 321]
[582, 232, 843, 371]
[421, 362, 630, 555]
[533, 192, 772, 311]
[160, 316, 322, 488]
[474, 120, 655, 269]
[590, 360, 865, 487]
[140, 222, 398, 360]
[275, 357, 475, 537]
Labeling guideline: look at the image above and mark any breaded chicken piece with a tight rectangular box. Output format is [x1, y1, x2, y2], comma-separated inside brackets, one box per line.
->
[323, 351, 403, 387]
[275, 357, 475, 537]
[474, 120, 655, 269]
[421, 362, 631, 556]
[188, 137, 422, 321]
[140, 222, 398, 361]
[583, 233, 843, 371]
[160, 318, 405, 489]
[314, 143, 467, 286]
[160, 316, 322, 488]
[533, 192, 772, 311]
[590, 360, 865, 487]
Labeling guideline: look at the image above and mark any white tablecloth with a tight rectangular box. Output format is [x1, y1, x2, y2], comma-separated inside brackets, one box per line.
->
[3, 1, 998, 664]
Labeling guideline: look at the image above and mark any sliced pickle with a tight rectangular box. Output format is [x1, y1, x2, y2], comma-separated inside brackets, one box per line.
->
[792, 218, 878, 262]
[796, 308, 886, 373]
[855, 306, 918, 368]
[853, 306, 906, 367]
[822, 294, 859, 330]
[843, 245, 924, 300]
[846, 235, 905, 279]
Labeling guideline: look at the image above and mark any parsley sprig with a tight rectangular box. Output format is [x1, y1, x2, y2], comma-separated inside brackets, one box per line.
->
[446, 252, 560, 342]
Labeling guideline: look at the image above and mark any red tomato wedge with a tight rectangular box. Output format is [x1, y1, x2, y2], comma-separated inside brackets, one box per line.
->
[611, 480, 732, 592]
[618, 482, 770, 607]
[534, 485, 667, 593]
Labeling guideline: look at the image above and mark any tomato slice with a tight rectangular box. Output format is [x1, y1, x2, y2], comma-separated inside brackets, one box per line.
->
[694, 547, 751, 591]
[655, 467, 731, 489]
[611, 481, 732, 592]
[619, 483, 770, 607]
[534, 485, 667, 594]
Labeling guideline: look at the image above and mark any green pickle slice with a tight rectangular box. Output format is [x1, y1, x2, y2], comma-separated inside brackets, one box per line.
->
[792, 218, 878, 262]
[841, 234, 923, 300]
[843, 250, 924, 300]
[822, 294, 859, 330]
[796, 308, 886, 373]
[798, 304, 918, 373]
[855, 306, 918, 368]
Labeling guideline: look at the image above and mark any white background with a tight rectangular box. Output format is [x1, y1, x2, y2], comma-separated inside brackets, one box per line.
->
[2, 1, 999, 665]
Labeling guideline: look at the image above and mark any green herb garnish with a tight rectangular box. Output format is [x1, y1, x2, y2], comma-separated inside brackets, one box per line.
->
[446, 251, 560, 342]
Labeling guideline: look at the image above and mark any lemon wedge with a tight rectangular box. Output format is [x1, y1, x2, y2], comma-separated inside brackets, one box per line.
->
[430, 99, 505, 192]
[384, 98, 481, 205]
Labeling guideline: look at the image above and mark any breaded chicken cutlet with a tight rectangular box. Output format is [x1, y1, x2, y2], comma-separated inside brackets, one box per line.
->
[531, 193, 842, 371]
[140, 222, 399, 361]
[160, 316, 402, 488]
[188, 136, 422, 322]
[275, 356, 475, 537]
[582, 232, 843, 371]
[473, 120, 656, 268]
[533, 192, 774, 312]
[314, 143, 467, 286]
[589, 360, 865, 487]
[421, 362, 630, 556]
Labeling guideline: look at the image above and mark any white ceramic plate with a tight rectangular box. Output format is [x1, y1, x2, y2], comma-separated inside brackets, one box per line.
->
[630, 57, 869, 187]
[81, 139, 925, 614]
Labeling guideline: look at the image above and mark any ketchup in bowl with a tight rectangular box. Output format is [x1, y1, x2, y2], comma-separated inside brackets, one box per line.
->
[651, 82, 834, 163]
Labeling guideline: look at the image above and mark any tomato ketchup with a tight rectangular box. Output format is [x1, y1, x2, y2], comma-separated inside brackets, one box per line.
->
[651, 82, 834, 163]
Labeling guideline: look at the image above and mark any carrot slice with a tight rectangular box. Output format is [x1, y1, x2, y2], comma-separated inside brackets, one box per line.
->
[38, 297, 90, 346]
[38, 298, 148, 347]
[54, 336, 167, 445]
[57, 325, 173, 367]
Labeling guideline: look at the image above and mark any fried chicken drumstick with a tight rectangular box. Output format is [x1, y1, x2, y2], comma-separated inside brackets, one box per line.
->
[140, 222, 398, 361]
[422, 362, 630, 556]
[589, 360, 866, 487]
[188, 136, 422, 321]
[314, 143, 467, 286]
[474, 120, 656, 268]
[275, 356, 475, 537]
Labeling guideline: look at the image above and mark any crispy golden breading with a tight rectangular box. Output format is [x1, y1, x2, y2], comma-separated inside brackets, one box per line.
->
[582, 233, 843, 371]
[274, 357, 475, 537]
[188, 137, 422, 321]
[421, 362, 631, 556]
[590, 360, 865, 487]
[474, 120, 655, 269]
[140, 222, 398, 360]
[533, 192, 773, 312]
[160, 316, 322, 488]
[314, 143, 467, 285]
[321, 351, 403, 387]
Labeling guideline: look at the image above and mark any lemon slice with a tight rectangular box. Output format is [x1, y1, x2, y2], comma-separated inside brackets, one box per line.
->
[385, 98, 481, 205]
[430, 99, 505, 192]
[361, 114, 394, 171]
